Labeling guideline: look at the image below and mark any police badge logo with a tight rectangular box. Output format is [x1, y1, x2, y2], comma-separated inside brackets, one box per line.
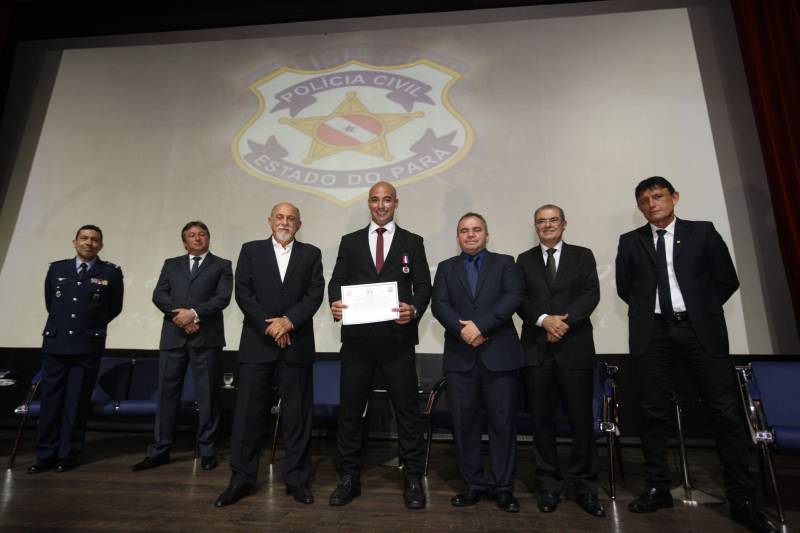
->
[232, 59, 473, 205]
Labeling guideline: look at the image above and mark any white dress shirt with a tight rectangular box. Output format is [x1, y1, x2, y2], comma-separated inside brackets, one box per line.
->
[368, 220, 396, 266]
[650, 218, 687, 313]
[536, 240, 563, 327]
[272, 237, 293, 282]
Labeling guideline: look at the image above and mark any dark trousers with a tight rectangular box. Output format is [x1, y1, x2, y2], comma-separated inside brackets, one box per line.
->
[147, 346, 220, 458]
[637, 316, 755, 500]
[35, 352, 101, 461]
[524, 360, 597, 496]
[447, 359, 518, 492]
[336, 342, 425, 478]
[228, 359, 313, 488]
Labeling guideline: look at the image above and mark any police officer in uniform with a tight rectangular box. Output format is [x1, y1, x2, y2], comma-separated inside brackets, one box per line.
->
[27, 224, 124, 474]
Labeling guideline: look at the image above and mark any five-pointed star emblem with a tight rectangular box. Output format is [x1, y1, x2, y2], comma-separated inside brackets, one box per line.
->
[279, 91, 424, 164]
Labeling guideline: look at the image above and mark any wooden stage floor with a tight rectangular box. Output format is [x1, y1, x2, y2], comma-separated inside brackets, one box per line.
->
[1, 429, 797, 532]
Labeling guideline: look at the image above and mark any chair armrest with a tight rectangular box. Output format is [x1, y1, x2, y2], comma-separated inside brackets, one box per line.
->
[423, 376, 447, 417]
[735, 365, 774, 445]
[13, 372, 44, 415]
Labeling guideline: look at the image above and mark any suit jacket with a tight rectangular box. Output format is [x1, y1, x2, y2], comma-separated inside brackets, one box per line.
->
[615, 218, 739, 357]
[42, 257, 124, 355]
[152, 253, 233, 350]
[235, 238, 324, 364]
[432, 251, 524, 373]
[328, 225, 431, 346]
[517, 243, 600, 370]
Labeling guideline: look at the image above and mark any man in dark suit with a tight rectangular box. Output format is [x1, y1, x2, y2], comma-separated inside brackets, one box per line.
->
[617, 176, 775, 533]
[28, 224, 123, 474]
[131, 221, 232, 472]
[516, 204, 604, 517]
[432, 212, 524, 513]
[215, 202, 324, 507]
[328, 181, 431, 509]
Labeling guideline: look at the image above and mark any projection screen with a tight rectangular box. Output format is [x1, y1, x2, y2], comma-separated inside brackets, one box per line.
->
[0, 0, 797, 354]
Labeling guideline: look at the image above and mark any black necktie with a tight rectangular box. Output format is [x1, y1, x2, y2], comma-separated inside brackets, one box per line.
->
[78, 263, 88, 279]
[546, 248, 557, 284]
[466, 255, 479, 297]
[656, 229, 674, 315]
[191, 256, 201, 277]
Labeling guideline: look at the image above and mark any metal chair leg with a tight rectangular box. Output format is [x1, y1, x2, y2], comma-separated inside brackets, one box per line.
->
[8, 380, 41, 469]
[761, 443, 785, 523]
[270, 398, 282, 465]
[8, 411, 29, 469]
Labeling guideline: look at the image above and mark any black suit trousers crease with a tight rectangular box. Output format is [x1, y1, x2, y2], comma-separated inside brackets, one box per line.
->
[336, 341, 426, 478]
[148, 346, 220, 458]
[523, 358, 598, 496]
[228, 357, 313, 488]
[447, 359, 518, 492]
[637, 317, 755, 500]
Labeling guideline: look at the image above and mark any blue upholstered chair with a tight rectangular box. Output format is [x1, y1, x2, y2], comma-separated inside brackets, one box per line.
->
[424, 361, 622, 499]
[8, 356, 134, 468]
[736, 361, 800, 524]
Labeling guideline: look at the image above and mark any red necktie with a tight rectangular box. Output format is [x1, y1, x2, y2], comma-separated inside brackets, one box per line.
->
[375, 227, 386, 273]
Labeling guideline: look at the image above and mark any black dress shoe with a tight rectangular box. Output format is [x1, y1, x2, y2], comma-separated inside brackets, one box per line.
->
[55, 458, 77, 473]
[215, 483, 253, 508]
[201, 455, 218, 471]
[329, 475, 361, 507]
[403, 475, 426, 510]
[537, 491, 560, 513]
[130, 454, 169, 472]
[628, 487, 674, 513]
[495, 490, 520, 513]
[27, 459, 56, 474]
[451, 486, 486, 507]
[286, 484, 314, 504]
[729, 500, 778, 533]
[577, 493, 606, 517]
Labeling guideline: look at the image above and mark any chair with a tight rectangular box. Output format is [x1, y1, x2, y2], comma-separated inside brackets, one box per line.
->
[270, 360, 341, 464]
[116, 357, 200, 457]
[8, 356, 134, 468]
[736, 361, 800, 524]
[423, 361, 622, 499]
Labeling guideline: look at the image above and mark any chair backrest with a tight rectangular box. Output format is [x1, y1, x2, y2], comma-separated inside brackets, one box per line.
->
[90, 357, 134, 404]
[751, 361, 800, 429]
[127, 357, 160, 401]
[313, 360, 340, 409]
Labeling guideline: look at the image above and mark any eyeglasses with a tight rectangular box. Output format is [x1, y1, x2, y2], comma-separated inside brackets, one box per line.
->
[535, 217, 562, 226]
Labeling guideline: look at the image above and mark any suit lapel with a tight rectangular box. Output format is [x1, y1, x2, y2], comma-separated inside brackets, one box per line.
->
[455, 256, 471, 297]
[637, 224, 656, 265]
[473, 251, 493, 298]
[383, 226, 404, 274]
[673, 218, 690, 262]
[283, 241, 301, 285]
[550, 243, 569, 290]
[263, 238, 283, 285]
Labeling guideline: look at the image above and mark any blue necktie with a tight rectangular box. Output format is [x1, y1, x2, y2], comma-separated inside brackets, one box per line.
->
[467, 255, 479, 297]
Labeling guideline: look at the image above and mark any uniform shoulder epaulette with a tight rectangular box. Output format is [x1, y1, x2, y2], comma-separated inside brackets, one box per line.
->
[49, 258, 72, 266]
[104, 261, 121, 270]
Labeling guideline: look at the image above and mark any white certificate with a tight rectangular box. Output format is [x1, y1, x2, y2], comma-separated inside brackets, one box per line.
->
[341, 281, 400, 325]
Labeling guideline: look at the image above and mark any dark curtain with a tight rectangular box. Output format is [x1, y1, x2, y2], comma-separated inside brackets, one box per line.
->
[731, 0, 800, 335]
